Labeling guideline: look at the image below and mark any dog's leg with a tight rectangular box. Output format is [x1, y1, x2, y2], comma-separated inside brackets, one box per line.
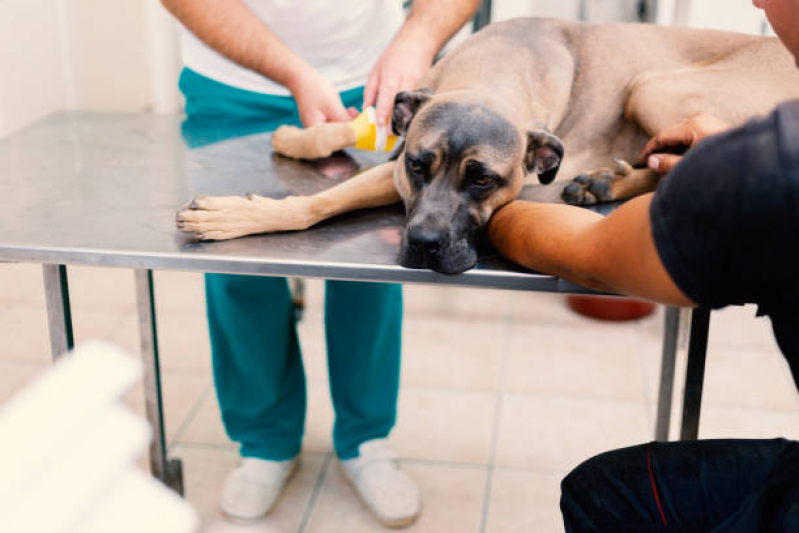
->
[561, 158, 660, 206]
[271, 122, 357, 160]
[176, 161, 399, 240]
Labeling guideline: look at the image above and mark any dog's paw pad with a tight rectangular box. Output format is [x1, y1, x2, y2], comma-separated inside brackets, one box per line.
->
[561, 160, 633, 205]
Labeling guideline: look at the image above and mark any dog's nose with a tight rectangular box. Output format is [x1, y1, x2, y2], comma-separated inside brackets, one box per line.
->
[407, 227, 445, 255]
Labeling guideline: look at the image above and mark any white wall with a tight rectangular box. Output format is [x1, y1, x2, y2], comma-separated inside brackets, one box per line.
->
[0, 0, 180, 138]
[0, 0, 70, 137]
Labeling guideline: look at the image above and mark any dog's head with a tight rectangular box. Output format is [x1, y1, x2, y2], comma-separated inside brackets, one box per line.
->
[391, 89, 564, 274]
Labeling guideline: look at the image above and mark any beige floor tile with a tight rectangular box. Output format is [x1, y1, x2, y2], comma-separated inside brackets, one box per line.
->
[0, 302, 132, 364]
[72, 309, 131, 347]
[701, 346, 799, 411]
[0, 263, 45, 306]
[299, 304, 507, 392]
[485, 468, 565, 533]
[123, 372, 211, 444]
[110, 307, 213, 375]
[0, 362, 47, 404]
[0, 305, 60, 364]
[296, 314, 327, 382]
[305, 379, 335, 454]
[304, 461, 487, 533]
[505, 321, 645, 401]
[699, 405, 799, 440]
[171, 445, 325, 532]
[401, 316, 505, 392]
[495, 393, 649, 473]
[403, 284, 513, 322]
[66, 265, 137, 312]
[392, 387, 495, 465]
[175, 377, 334, 454]
[176, 388, 238, 448]
[707, 305, 778, 351]
[153, 270, 207, 314]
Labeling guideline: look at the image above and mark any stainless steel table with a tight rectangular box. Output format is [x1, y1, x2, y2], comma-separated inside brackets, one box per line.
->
[0, 111, 709, 494]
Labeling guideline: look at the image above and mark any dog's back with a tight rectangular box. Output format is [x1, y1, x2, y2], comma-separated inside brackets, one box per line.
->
[422, 18, 799, 176]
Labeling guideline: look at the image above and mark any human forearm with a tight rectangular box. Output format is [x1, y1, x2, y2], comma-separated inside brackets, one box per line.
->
[364, 0, 480, 124]
[489, 201, 616, 293]
[160, 0, 310, 91]
[489, 198, 694, 306]
[399, 0, 482, 62]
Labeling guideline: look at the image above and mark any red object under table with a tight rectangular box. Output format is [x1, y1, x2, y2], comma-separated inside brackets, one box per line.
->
[567, 295, 656, 321]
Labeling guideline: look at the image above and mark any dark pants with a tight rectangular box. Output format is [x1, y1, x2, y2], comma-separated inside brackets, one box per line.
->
[561, 439, 799, 532]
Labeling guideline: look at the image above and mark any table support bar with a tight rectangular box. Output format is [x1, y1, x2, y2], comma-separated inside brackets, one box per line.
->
[654, 307, 680, 441]
[135, 269, 184, 495]
[680, 308, 711, 440]
[42, 264, 74, 361]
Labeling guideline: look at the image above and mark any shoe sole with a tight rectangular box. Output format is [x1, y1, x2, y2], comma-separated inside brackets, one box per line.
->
[337, 461, 421, 529]
[221, 458, 300, 523]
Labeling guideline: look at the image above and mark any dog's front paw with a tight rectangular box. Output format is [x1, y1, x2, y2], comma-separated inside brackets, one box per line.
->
[561, 158, 633, 206]
[271, 122, 357, 160]
[175, 194, 313, 241]
[271, 125, 315, 159]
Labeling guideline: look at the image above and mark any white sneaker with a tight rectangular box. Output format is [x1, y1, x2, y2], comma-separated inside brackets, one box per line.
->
[340, 439, 421, 528]
[221, 457, 298, 522]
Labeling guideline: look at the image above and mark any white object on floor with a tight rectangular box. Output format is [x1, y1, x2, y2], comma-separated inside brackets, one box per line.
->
[0, 341, 198, 533]
[221, 456, 298, 521]
[340, 438, 421, 528]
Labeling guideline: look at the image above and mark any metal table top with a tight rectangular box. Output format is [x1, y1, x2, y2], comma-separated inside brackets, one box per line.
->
[0, 111, 606, 292]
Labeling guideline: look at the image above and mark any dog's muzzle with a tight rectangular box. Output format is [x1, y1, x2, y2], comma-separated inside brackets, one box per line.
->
[398, 225, 478, 275]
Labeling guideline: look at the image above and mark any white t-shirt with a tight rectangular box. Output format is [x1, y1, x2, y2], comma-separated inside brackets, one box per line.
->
[180, 0, 405, 96]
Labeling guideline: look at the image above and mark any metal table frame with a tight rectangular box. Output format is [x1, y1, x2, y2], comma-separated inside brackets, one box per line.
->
[41, 261, 710, 495]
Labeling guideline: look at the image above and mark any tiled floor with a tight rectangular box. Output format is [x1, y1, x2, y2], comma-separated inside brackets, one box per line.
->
[2, 263, 798, 532]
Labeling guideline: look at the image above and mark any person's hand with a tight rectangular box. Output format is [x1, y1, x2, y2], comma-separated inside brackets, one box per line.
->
[363, 34, 436, 127]
[289, 67, 359, 127]
[639, 113, 730, 174]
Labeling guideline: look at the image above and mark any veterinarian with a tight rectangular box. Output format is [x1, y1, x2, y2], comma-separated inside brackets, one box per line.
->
[490, 0, 799, 530]
[160, 0, 479, 525]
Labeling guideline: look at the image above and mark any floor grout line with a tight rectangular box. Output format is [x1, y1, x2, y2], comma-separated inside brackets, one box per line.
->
[479, 295, 516, 533]
[296, 452, 333, 533]
[167, 382, 214, 449]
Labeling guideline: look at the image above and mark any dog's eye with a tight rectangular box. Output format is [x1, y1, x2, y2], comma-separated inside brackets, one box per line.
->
[406, 156, 426, 177]
[471, 176, 494, 187]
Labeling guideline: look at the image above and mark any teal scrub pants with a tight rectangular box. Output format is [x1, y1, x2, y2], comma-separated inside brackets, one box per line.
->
[179, 68, 403, 460]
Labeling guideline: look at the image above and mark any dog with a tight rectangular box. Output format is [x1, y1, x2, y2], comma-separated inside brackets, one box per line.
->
[176, 17, 799, 274]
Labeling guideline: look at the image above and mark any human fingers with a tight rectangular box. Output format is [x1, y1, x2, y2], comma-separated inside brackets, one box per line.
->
[363, 67, 380, 109]
[375, 73, 401, 127]
[647, 153, 683, 174]
[638, 125, 695, 163]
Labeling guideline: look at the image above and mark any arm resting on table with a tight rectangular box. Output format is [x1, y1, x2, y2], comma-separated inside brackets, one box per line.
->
[488, 195, 694, 307]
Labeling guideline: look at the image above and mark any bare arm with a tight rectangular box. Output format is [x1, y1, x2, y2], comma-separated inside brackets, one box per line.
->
[488, 196, 695, 307]
[160, 0, 351, 125]
[161, 0, 309, 91]
[364, 0, 481, 125]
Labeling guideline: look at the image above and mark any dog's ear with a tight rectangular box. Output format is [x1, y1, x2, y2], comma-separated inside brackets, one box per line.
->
[392, 89, 432, 136]
[524, 129, 564, 185]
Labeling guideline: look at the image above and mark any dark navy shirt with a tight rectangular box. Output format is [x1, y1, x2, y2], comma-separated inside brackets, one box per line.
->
[650, 101, 799, 531]
[651, 100, 799, 386]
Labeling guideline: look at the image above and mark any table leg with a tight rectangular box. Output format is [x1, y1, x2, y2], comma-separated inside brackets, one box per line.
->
[654, 306, 680, 441]
[42, 264, 74, 361]
[134, 269, 184, 495]
[679, 308, 711, 440]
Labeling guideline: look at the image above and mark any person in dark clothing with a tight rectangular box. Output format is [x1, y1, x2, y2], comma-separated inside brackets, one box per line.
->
[488, 0, 799, 530]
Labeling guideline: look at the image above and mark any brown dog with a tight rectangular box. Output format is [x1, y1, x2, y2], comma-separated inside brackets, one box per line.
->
[177, 17, 799, 274]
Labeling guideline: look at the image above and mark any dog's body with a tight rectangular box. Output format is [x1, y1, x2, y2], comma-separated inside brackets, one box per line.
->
[177, 18, 799, 273]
